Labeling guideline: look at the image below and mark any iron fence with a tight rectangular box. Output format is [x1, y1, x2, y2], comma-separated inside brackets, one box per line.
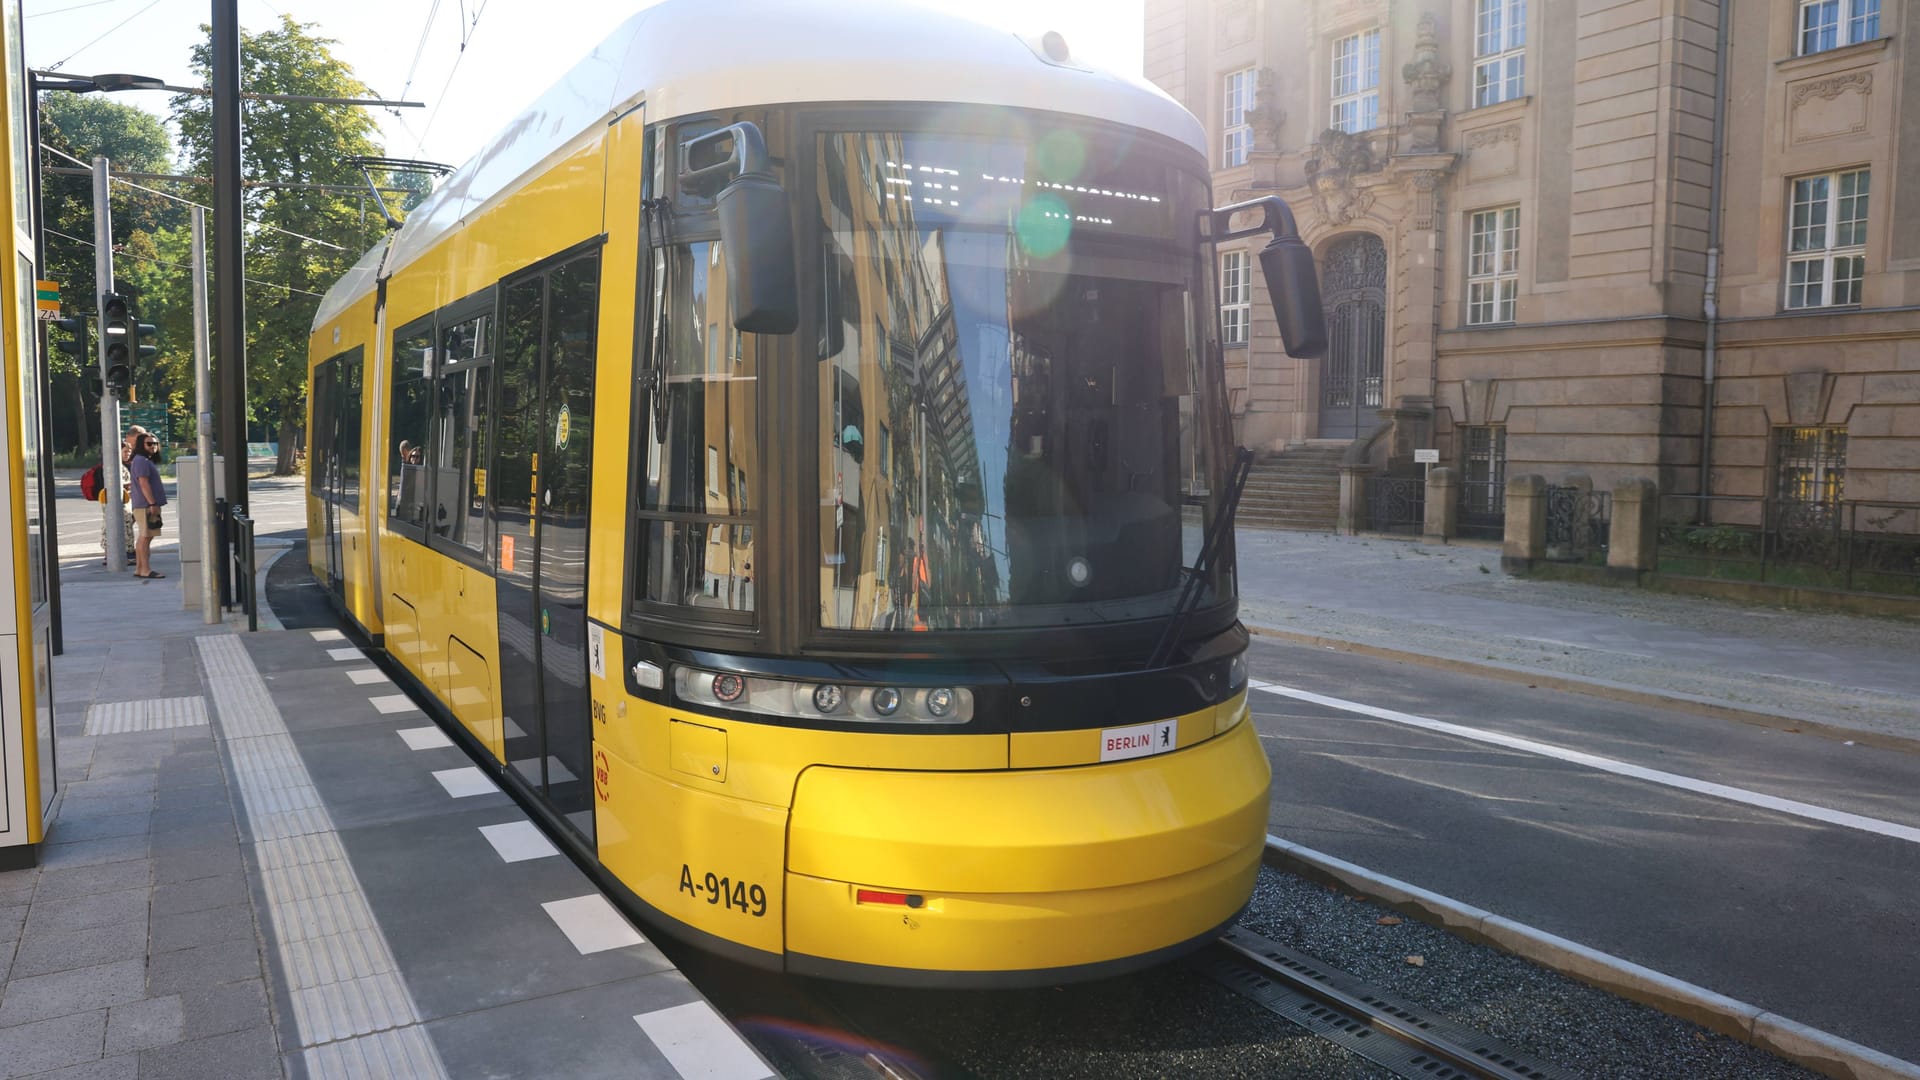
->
[1457, 479, 1505, 540]
[1656, 495, 1920, 596]
[1366, 475, 1426, 536]
[1545, 486, 1611, 564]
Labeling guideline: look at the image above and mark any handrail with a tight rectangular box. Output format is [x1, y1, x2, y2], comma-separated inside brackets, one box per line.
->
[229, 508, 257, 632]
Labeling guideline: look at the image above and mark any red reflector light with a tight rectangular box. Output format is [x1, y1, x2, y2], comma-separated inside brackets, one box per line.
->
[856, 889, 923, 907]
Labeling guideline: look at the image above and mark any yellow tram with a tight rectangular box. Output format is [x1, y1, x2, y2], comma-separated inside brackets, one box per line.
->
[308, 0, 1324, 985]
[0, 0, 56, 870]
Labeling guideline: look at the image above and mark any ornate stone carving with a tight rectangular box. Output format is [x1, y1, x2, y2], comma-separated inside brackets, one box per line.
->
[1466, 124, 1521, 148]
[1306, 129, 1379, 226]
[1217, 0, 1255, 48]
[1401, 14, 1453, 114]
[1245, 67, 1286, 152]
[1791, 71, 1872, 106]
[1409, 169, 1445, 231]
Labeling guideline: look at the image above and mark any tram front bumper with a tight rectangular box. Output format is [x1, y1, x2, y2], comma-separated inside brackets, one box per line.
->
[783, 719, 1271, 985]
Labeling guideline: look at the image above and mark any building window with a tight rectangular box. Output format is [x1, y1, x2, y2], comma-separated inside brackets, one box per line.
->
[1220, 250, 1251, 345]
[1786, 169, 1868, 310]
[1774, 427, 1847, 504]
[1799, 0, 1880, 55]
[1467, 206, 1520, 325]
[1474, 0, 1527, 106]
[1223, 67, 1255, 167]
[1330, 30, 1381, 134]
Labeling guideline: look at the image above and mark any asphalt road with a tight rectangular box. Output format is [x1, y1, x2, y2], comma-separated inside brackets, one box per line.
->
[1247, 634, 1920, 1065]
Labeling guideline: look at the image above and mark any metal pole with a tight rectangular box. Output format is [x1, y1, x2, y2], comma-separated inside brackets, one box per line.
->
[191, 207, 219, 624]
[212, 0, 248, 590]
[92, 156, 124, 574]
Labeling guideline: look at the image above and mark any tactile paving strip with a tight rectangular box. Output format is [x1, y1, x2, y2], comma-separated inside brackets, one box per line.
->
[83, 696, 209, 735]
[196, 635, 450, 1077]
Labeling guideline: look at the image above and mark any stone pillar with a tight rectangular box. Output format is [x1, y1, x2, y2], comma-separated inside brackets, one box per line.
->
[1502, 474, 1548, 572]
[1338, 464, 1373, 535]
[1608, 478, 1660, 579]
[1423, 466, 1457, 544]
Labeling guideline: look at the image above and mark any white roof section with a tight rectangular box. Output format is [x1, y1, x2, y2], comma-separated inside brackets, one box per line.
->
[368, 0, 1204, 286]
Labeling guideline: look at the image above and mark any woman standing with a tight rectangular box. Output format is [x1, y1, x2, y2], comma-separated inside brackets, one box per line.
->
[128, 431, 168, 579]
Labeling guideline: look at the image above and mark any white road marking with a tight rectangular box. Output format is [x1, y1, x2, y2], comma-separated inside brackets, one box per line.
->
[327, 647, 363, 662]
[431, 767, 497, 799]
[478, 821, 559, 863]
[347, 669, 389, 685]
[1255, 682, 1920, 847]
[397, 726, 453, 751]
[541, 894, 645, 954]
[310, 629, 346, 642]
[634, 1001, 774, 1080]
[370, 693, 420, 715]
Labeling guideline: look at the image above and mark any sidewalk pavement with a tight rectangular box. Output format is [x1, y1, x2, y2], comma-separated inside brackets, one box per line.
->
[0, 545, 280, 1078]
[1234, 529, 1920, 748]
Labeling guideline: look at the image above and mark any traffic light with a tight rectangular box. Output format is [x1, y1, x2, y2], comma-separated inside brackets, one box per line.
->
[98, 292, 136, 393]
[51, 313, 89, 362]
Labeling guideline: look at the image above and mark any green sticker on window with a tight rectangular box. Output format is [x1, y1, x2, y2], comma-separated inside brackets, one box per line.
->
[555, 404, 571, 450]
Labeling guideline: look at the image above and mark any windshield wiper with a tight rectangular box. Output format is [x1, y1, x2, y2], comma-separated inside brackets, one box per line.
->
[1147, 446, 1253, 669]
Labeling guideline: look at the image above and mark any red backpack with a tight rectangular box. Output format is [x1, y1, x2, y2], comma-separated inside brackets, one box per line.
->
[79, 464, 102, 502]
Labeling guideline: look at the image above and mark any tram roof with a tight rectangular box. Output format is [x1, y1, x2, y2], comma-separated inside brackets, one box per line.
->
[316, 0, 1203, 330]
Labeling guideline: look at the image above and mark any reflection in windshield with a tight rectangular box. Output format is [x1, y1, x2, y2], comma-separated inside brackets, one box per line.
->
[817, 131, 1228, 632]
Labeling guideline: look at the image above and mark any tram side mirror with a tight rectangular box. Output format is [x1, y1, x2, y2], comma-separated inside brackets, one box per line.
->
[680, 123, 799, 336]
[1260, 235, 1327, 359]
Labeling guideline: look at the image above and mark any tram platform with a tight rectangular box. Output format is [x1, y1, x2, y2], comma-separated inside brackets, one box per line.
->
[0, 547, 772, 1079]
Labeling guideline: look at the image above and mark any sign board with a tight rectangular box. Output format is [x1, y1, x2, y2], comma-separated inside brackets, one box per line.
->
[120, 405, 170, 446]
[1414, 449, 1440, 464]
[34, 279, 59, 319]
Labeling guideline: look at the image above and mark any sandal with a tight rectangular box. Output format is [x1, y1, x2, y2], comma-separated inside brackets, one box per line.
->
[135, 571, 166, 579]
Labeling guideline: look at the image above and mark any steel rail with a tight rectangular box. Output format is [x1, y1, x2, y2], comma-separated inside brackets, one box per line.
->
[1201, 927, 1572, 1080]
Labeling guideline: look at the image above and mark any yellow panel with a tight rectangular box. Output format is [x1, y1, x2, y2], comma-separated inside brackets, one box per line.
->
[587, 108, 644, 626]
[788, 720, 1271, 894]
[786, 843, 1258, 974]
[609, 690, 1008, 809]
[669, 719, 726, 782]
[1006, 696, 1237, 769]
[447, 636, 500, 760]
[595, 743, 786, 956]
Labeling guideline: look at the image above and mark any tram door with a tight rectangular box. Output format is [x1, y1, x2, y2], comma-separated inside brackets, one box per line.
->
[494, 253, 601, 844]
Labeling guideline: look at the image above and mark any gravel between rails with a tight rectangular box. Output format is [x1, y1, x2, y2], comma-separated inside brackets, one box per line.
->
[1241, 868, 1824, 1080]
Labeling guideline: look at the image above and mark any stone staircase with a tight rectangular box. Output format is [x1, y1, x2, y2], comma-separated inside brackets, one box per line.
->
[1236, 443, 1347, 532]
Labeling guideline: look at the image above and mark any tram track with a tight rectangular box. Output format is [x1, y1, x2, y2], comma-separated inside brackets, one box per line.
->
[1191, 926, 1575, 1080]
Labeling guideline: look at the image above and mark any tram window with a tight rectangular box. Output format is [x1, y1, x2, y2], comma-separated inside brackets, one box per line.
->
[341, 360, 363, 506]
[634, 239, 759, 614]
[389, 325, 434, 535]
[309, 361, 334, 498]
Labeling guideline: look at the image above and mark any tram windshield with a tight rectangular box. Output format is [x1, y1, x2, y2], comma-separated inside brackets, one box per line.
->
[813, 128, 1232, 633]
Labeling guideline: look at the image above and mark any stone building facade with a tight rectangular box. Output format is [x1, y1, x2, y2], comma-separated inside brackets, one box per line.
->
[1145, 0, 1920, 521]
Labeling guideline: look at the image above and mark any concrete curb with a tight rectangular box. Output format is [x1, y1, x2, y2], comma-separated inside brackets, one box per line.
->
[1263, 835, 1920, 1080]
[1245, 623, 1920, 756]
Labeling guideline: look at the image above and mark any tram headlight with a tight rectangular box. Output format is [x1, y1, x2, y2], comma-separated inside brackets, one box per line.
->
[1228, 654, 1247, 691]
[672, 667, 972, 724]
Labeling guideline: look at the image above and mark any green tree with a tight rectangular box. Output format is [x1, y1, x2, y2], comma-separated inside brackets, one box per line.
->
[172, 16, 386, 475]
[38, 93, 177, 452]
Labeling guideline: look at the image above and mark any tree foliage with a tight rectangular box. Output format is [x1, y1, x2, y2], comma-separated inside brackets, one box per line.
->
[171, 16, 387, 473]
[38, 94, 177, 451]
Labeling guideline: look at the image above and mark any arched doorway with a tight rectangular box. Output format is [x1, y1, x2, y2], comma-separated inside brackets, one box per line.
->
[1318, 234, 1387, 439]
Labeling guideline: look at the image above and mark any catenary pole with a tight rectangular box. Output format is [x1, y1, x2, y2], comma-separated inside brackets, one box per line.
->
[191, 207, 219, 624]
[212, 0, 247, 600]
[92, 156, 124, 574]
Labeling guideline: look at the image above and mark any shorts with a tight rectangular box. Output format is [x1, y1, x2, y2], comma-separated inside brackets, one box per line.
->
[137, 510, 163, 538]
